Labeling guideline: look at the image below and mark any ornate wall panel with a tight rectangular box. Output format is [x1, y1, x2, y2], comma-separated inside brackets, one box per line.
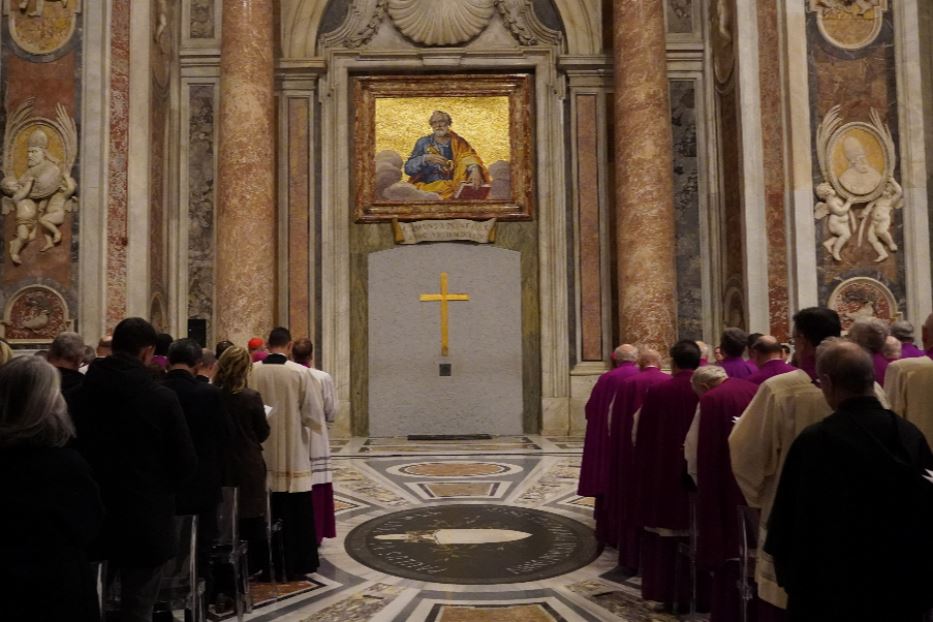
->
[806, 2, 907, 320]
[670, 79, 703, 340]
[0, 1, 81, 345]
[106, 0, 130, 331]
[758, 0, 789, 339]
[186, 84, 216, 335]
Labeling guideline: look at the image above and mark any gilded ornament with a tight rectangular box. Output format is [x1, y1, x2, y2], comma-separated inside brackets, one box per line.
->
[0, 285, 73, 344]
[8, 0, 79, 57]
[828, 277, 897, 332]
[808, 0, 887, 51]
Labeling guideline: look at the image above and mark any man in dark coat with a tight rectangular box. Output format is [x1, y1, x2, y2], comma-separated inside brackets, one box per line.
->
[765, 340, 933, 622]
[47, 331, 86, 401]
[162, 339, 231, 518]
[71, 317, 197, 622]
[162, 338, 232, 604]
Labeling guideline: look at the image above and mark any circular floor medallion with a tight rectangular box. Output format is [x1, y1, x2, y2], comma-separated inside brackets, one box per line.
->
[345, 504, 600, 584]
[397, 461, 511, 477]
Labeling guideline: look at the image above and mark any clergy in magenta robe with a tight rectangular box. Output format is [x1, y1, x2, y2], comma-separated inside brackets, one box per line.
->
[692, 369, 760, 622]
[633, 340, 702, 606]
[747, 336, 796, 386]
[603, 350, 669, 569]
[579, 345, 640, 543]
[847, 318, 890, 385]
[718, 327, 756, 379]
[890, 320, 925, 358]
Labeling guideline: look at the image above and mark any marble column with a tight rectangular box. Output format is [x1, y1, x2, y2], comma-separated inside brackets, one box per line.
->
[612, 0, 677, 353]
[216, 0, 276, 344]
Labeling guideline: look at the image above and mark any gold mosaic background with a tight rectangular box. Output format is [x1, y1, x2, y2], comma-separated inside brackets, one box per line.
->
[375, 96, 511, 166]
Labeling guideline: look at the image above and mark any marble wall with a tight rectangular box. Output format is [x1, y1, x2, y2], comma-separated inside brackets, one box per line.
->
[807, 5, 907, 321]
[757, 0, 790, 340]
[0, 2, 82, 344]
[107, 0, 131, 331]
[670, 80, 703, 340]
[186, 85, 216, 330]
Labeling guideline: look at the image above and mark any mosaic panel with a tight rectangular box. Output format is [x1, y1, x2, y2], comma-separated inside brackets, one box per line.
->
[388, 461, 522, 478]
[406, 481, 509, 500]
[431, 602, 566, 622]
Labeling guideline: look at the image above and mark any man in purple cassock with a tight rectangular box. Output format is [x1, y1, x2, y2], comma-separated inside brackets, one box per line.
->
[890, 321, 925, 358]
[847, 318, 890, 386]
[747, 336, 796, 385]
[718, 328, 756, 379]
[633, 340, 702, 608]
[603, 348, 669, 571]
[690, 365, 760, 622]
[579, 344, 640, 543]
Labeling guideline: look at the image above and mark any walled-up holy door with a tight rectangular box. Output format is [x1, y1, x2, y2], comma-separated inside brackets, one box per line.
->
[368, 244, 523, 436]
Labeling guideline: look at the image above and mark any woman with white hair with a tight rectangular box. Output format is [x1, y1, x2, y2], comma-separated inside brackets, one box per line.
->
[0, 356, 104, 621]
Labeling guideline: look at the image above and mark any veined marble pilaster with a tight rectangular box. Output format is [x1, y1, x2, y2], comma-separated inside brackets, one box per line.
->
[216, 0, 276, 344]
[613, 0, 678, 353]
[106, 0, 130, 330]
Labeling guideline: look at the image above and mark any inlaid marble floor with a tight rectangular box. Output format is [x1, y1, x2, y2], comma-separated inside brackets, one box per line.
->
[242, 436, 684, 622]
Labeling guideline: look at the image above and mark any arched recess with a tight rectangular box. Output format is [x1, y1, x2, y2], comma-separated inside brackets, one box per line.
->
[279, 0, 602, 59]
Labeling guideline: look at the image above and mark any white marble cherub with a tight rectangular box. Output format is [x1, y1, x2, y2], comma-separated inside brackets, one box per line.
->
[815, 182, 856, 262]
[858, 178, 903, 263]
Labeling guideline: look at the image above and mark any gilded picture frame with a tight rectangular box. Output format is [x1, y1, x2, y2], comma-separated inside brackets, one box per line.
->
[353, 74, 535, 222]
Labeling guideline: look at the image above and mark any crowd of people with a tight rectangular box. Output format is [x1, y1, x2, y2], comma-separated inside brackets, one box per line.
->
[580, 308, 933, 622]
[0, 317, 336, 622]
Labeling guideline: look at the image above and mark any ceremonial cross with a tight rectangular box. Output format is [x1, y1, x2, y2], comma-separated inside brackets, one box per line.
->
[419, 272, 470, 357]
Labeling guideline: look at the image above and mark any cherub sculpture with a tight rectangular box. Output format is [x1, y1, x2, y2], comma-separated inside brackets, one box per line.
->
[858, 178, 903, 263]
[814, 182, 856, 262]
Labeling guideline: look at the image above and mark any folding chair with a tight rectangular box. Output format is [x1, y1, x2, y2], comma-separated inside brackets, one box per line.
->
[209, 487, 251, 621]
[673, 494, 699, 618]
[154, 515, 205, 622]
[737, 505, 760, 622]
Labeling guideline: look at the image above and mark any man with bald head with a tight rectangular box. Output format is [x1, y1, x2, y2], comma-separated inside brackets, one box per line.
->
[747, 336, 796, 385]
[580, 343, 640, 543]
[603, 347, 669, 572]
[687, 365, 760, 622]
[765, 341, 933, 620]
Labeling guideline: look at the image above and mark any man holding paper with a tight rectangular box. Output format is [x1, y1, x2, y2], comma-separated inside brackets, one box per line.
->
[250, 327, 326, 580]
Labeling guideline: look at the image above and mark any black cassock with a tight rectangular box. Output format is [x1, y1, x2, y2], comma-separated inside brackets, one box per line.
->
[764, 396, 933, 622]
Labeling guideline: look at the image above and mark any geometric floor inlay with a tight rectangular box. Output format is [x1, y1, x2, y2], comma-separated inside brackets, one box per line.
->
[389, 461, 522, 478]
[345, 504, 601, 585]
[429, 602, 567, 621]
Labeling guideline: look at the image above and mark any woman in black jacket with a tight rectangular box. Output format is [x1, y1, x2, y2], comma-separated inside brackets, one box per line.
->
[0, 356, 104, 621]
[215, 346, 271, 577]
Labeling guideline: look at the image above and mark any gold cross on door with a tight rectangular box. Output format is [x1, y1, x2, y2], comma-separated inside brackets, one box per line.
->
[419, 272, 470, 357]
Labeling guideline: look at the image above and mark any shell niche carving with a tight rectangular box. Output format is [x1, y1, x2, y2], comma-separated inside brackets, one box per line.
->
[387, 0, 496, 46]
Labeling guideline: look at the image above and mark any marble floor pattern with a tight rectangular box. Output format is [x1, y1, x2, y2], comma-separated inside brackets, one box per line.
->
[241, 436, 689, 622]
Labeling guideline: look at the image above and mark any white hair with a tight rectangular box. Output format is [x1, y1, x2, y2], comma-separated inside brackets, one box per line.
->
[0, 356, 72, 448]
[691, 365, 728, 395]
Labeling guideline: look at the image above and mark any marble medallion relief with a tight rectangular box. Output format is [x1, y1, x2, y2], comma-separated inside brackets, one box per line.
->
[808, 0, 887, 51]
[0, 98, 78, 266]
[827, 276, 898, 331]
[814, 106, 899, 264]
[1, 284, 72, 343]
[7, 0, 79, 58]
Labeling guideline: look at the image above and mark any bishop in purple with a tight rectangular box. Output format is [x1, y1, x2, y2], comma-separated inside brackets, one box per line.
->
[603, 348, 669, 570]
[890, 320, 925, 358]
[579, 344, 640, 543]
[747, 336, 796, 385]
[691, 367, 760, 622]
[718, 327, 756, 379]
[634, 340, 702, 607]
